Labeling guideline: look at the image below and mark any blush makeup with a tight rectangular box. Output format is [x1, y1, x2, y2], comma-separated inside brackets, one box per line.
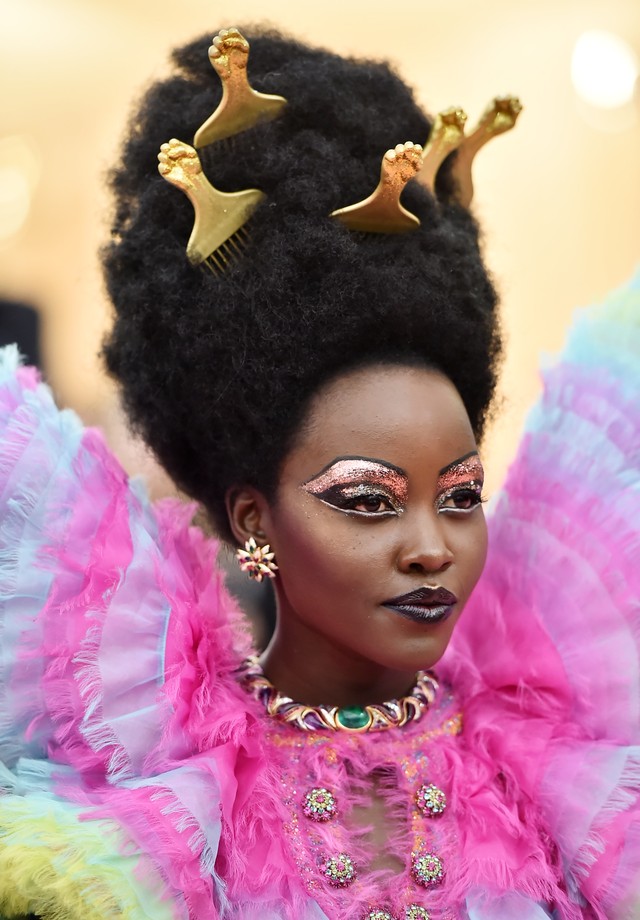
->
[302, 457, 408, 513]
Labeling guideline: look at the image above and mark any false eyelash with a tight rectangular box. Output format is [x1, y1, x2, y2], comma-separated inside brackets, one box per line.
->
[338, 493, 397, 513]
[436, 485, 485, 513]
[314, 484, 401, 515]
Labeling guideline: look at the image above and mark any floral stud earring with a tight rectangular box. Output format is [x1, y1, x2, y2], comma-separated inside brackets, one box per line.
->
[235, 537, 278, 582]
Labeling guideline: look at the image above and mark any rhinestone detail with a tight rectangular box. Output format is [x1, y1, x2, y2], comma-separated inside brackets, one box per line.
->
[322, 852, 356, 887]
[411, 852, 444, 888]
[415, 782, 447, 817]
[365, 912, 396, 920]
[405, 907, 431, 920]
[303, 787, 337, 822]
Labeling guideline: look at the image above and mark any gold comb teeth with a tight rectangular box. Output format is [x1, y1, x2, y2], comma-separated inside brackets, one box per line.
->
[158, 138, 264, 273]
[419, 106, 467, 194]
[330, 141, 424, 233]
[450, 95, 522, 207]
[194, 28, 288, 148]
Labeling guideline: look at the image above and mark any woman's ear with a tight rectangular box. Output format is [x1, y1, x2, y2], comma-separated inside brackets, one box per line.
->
[225, 486, 272, 547]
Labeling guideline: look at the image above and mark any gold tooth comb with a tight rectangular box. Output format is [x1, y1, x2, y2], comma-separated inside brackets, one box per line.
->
[194, 28, 288, 148]
[157, 138, 264, 273]
[419, 106, 468, 194]
[330, 141, 424, 233]
[160, 28, 523, 261]
[449, 95, 522, 207]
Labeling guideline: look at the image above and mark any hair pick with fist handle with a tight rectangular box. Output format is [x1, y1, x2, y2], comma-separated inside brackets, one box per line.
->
[194, 27, 288, 148]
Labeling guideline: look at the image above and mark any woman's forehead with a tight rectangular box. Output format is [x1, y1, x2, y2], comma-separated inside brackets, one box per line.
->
[285, 364, 478, 480]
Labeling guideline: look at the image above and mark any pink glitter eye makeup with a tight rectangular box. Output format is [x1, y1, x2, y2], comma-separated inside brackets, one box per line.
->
[302, 457, 408, 516]
[435, 452, 485, 514]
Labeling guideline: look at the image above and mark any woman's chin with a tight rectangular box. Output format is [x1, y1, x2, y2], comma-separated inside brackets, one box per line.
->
[367, 612, 460, 672]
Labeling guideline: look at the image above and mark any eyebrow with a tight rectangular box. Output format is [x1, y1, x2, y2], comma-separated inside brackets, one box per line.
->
[438, 451, 480, 476]
[305, 455, 407, 481]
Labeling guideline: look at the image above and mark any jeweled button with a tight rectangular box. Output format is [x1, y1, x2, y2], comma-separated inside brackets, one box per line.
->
[322, 852, 357, 887]
[415, 782, 447, 817]
[365, 911, 397, 920]
[411, 852, 444, 888]
[405, 906, 431, 920]
[303, 787, 337, 822]
[336, 706, 371, 730]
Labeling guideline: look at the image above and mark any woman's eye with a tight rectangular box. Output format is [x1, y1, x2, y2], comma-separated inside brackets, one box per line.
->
[438, 487, 484, 513]
[341, 493, 395, 514]
[307, 482, 401, 516]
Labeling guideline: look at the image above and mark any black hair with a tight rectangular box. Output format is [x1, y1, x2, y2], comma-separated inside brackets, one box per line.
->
[102, 27, 501, 542]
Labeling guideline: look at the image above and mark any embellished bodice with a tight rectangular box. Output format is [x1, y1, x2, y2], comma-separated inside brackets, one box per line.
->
[259, 685, 465, 919]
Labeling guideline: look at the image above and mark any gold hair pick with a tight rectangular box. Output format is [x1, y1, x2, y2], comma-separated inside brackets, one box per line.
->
[450, 95, 522, 207]
[194, 28, 288, 148]
[419, 106, 467, 194]
[158, 138, 264, 273]
[330, 141, 424, 233]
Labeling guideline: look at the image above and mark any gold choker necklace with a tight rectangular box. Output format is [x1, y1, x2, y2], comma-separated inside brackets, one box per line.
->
[238, 656, 439, 733]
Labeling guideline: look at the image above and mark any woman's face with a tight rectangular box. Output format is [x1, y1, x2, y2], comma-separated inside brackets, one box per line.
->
[258, 363, 488, 678]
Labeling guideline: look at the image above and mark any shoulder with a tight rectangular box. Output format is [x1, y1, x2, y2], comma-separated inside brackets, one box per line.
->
[0, 346, 253, 779]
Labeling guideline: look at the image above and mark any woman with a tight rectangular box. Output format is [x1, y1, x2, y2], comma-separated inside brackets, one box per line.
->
[0, 26, 638, 920]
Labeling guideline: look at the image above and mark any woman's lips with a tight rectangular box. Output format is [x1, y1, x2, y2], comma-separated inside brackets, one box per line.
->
[382, 585, 458, 624]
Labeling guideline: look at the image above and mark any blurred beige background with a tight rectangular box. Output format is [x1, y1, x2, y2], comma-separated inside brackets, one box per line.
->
[0, 0, 638, 505]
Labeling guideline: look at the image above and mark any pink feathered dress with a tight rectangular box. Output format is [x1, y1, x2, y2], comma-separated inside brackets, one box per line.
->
[0, 272, 638, 919]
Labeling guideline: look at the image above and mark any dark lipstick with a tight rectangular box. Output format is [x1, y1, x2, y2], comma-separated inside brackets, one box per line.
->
[382, 586, 458, 624]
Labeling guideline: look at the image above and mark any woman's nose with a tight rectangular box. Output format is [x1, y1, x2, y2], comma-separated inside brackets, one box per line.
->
[396, 510, 454, 575]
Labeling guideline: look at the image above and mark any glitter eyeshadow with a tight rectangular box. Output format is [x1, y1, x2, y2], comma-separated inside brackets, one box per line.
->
[302, 458, 408, 509]
[436, 453, 484, 494]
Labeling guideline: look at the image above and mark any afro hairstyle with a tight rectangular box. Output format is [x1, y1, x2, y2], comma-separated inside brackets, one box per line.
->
[102, 27, 501, 543]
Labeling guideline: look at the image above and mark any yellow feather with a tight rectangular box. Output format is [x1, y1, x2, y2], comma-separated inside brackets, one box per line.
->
[0, 794, 173, 919]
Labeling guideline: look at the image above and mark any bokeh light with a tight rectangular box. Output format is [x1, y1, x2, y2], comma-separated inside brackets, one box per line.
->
[0, 136, 40, 244]
[571, 30, 638, 109]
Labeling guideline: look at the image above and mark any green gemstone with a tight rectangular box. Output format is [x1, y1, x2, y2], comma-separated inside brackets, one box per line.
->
[336, 706, 370, 730]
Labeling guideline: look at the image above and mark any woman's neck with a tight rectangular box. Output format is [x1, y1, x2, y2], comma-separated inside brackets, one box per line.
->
[259, 619, 417, 709]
